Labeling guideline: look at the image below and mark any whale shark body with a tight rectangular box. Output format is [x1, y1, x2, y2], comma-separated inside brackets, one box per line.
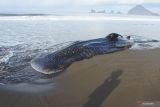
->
[31, 33, 134, 74]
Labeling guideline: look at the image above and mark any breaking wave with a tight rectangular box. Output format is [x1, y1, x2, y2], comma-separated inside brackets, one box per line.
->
[0, 15, 160, 21]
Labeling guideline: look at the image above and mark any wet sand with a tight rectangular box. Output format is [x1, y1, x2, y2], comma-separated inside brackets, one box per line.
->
[1, 49, 160, 107]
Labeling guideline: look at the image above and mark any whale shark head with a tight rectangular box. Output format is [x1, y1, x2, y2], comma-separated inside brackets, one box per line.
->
[107, 33, 134, 49]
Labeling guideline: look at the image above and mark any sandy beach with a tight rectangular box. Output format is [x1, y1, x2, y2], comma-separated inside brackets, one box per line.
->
[0, 49, 160, 107]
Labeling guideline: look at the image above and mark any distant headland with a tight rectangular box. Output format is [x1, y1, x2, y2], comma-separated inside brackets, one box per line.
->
[90, 5, 159, 16]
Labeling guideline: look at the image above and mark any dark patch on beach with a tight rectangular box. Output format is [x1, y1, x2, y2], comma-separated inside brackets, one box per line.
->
[82, 70, 123, 107]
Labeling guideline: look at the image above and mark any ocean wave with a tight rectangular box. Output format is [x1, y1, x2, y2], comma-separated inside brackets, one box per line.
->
[0, 15, 160, 21]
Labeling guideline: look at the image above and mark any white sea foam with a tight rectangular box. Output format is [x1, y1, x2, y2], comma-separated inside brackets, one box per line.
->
[0, 14, 160, 21]
[0, 51, 13, 64]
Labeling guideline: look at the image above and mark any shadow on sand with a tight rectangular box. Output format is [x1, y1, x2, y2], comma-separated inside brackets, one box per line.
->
[82, 70, 123, 107]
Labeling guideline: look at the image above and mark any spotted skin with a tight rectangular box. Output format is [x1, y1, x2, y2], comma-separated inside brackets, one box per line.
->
[31, 34, 134, 74]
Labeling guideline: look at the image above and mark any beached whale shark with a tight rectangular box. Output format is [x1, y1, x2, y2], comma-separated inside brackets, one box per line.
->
[31, 33, 134, 74]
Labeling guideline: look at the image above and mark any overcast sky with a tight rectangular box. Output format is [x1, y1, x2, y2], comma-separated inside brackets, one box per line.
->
[0, 0, 160, 14]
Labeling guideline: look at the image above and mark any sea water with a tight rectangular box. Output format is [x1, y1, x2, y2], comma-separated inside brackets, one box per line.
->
[0, 15, 160, 84]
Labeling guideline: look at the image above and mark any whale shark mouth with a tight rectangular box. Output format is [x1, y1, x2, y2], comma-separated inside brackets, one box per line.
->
[31, 33, 134, 75]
